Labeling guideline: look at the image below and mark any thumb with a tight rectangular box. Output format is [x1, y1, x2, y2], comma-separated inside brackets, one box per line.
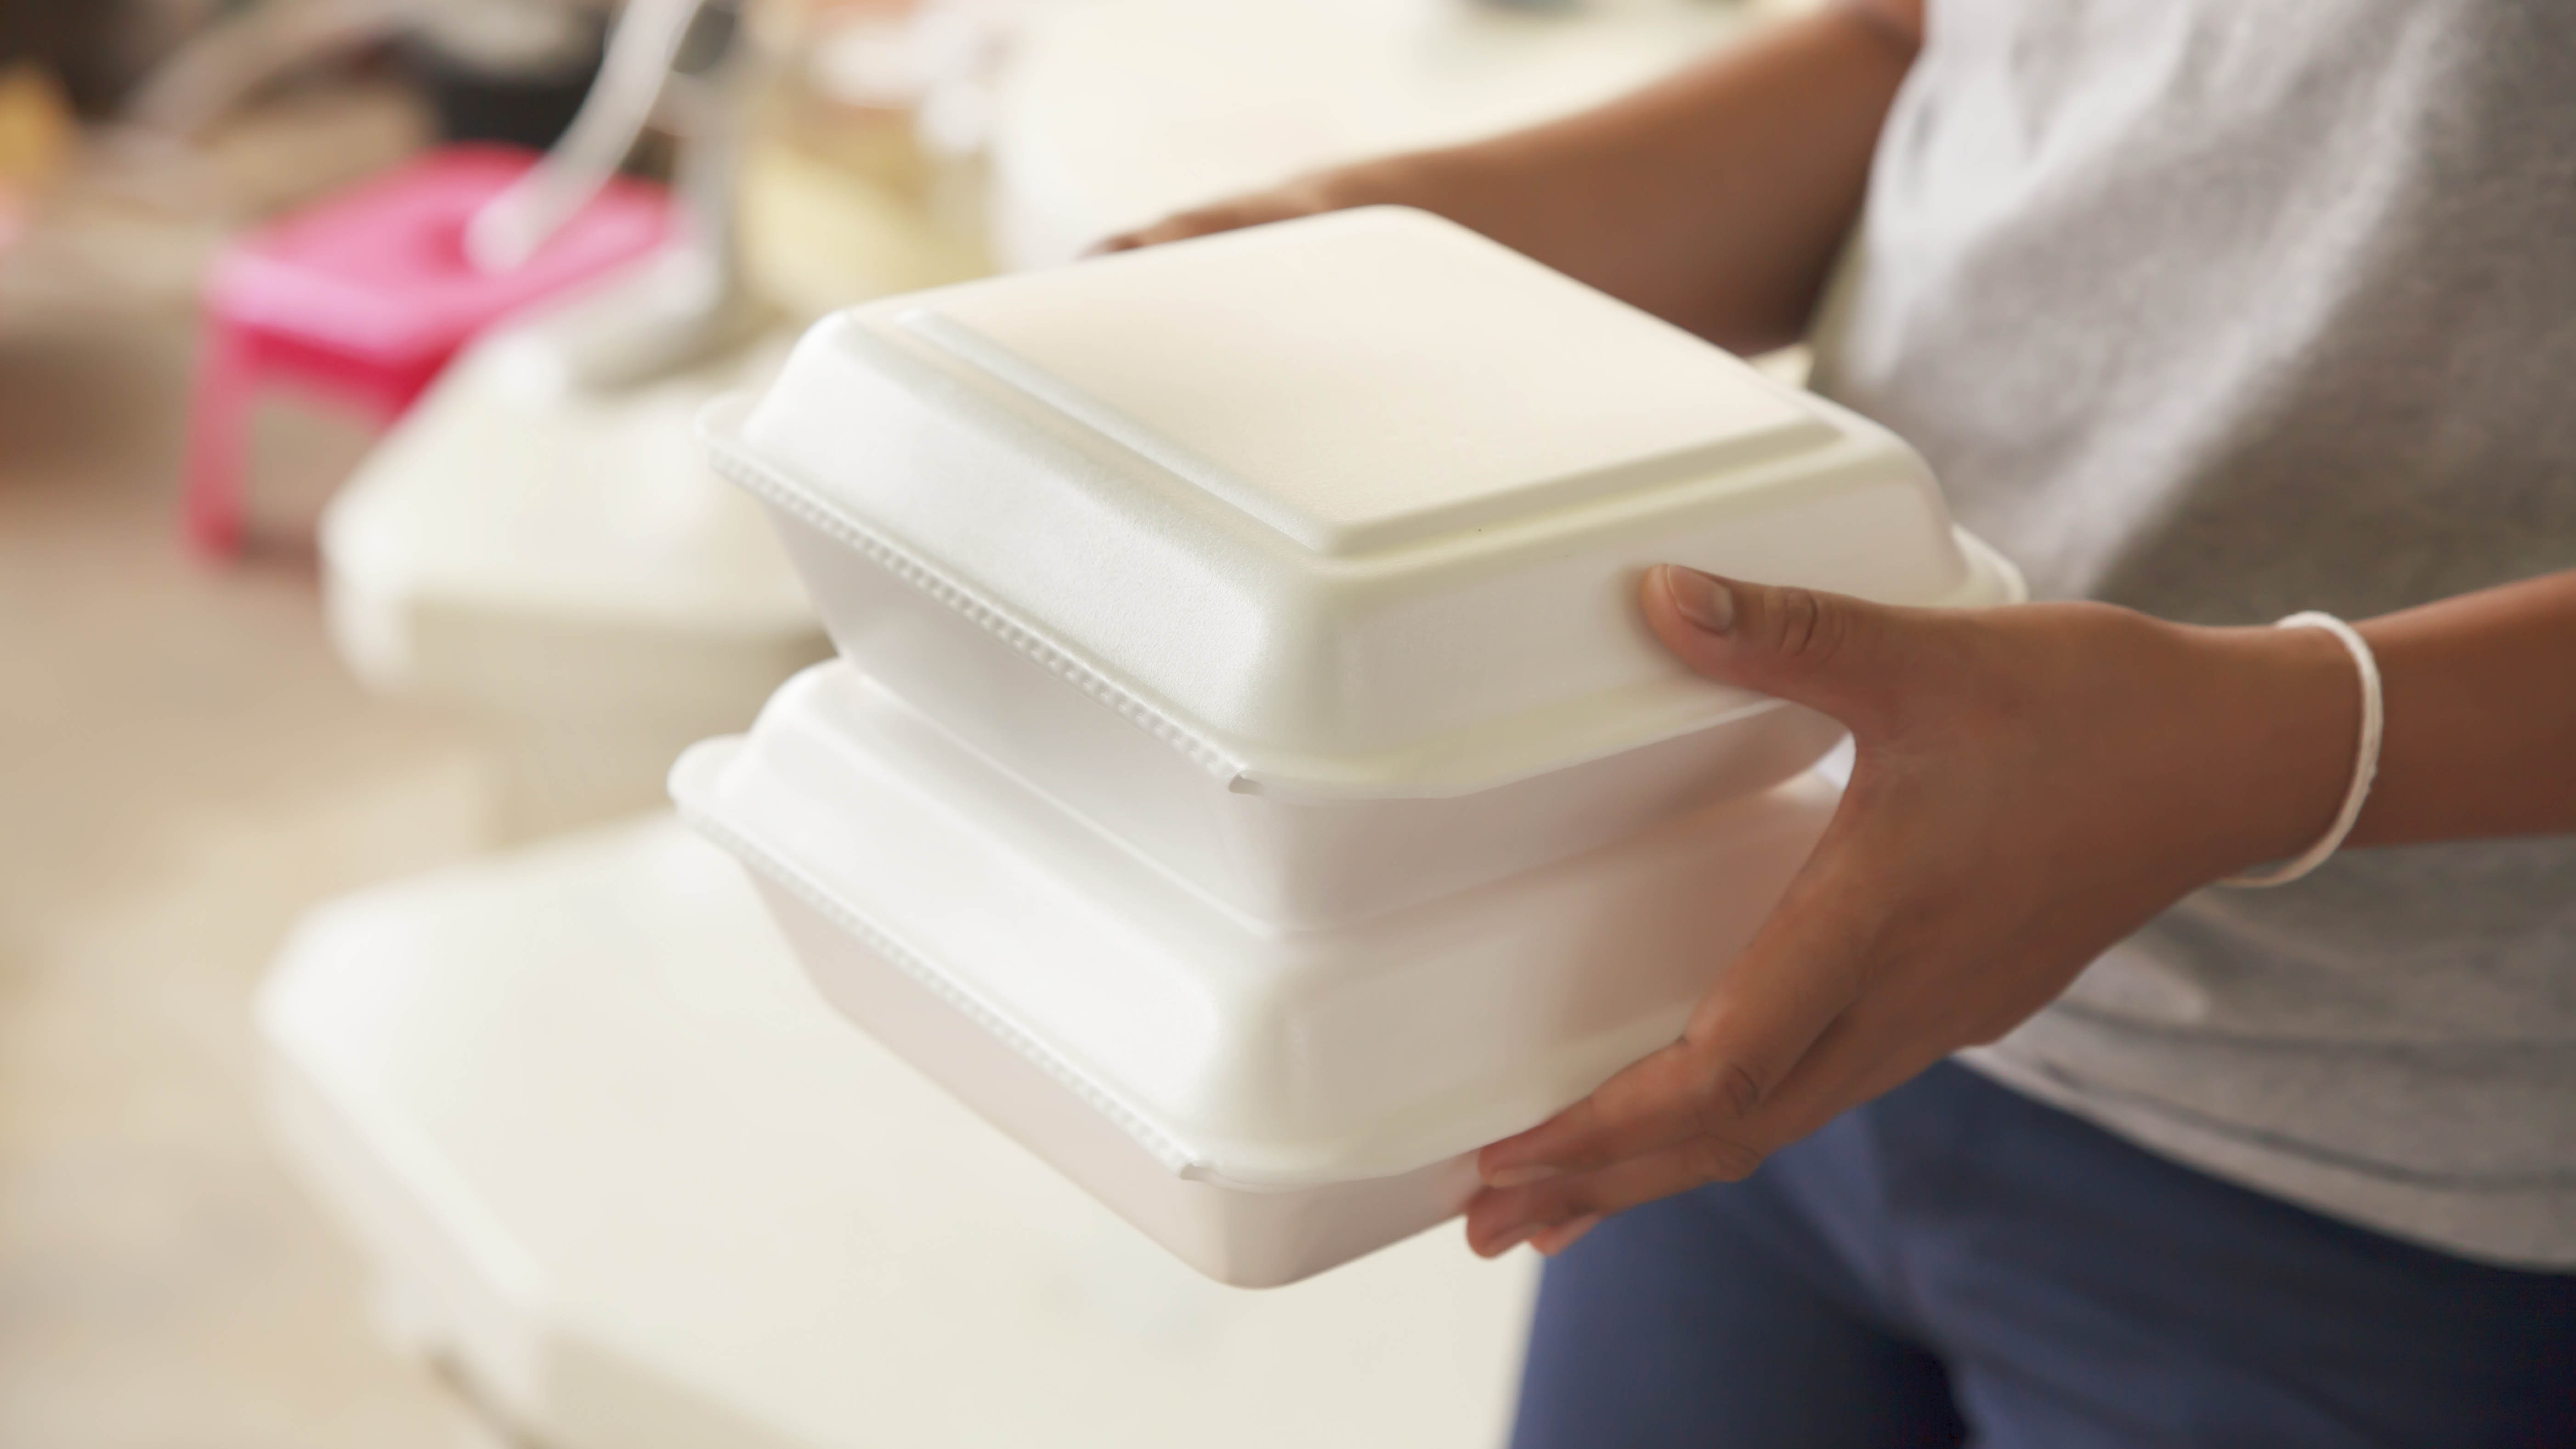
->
[1642, 564, 1920, 734]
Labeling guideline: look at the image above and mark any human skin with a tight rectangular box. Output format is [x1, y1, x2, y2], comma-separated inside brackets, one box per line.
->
[1098, 0, 1925, 354]
[1100, 0, 2576, 1260]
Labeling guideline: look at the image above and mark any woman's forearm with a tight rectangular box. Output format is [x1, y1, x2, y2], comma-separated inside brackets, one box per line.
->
[1108, 2, 1925, 350]
[1415, 0, 1923, 351]
[2347, 568, 2576, 847]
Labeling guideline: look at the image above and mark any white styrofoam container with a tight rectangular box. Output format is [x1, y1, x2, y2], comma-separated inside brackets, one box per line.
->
[700, 207, 2016, 926]
[324, 276, 821, 724]
[671, 662, 1838, 1286]
[258, 815, 1539, 1449]
[321, 278, 828, 832]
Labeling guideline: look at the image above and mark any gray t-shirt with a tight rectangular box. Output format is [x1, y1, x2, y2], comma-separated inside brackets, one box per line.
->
[1809, 0, 2576, 1267]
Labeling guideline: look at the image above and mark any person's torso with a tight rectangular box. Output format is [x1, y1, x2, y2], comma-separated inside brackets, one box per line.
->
[1807, 0, 2576, 1262]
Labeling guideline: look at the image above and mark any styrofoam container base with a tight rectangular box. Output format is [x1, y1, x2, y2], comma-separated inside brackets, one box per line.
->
[751, 868, 1478, 1286]
[673, 663, 1840, 1285]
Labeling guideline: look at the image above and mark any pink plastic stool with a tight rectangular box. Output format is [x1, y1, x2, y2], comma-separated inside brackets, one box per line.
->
[184, 144, 670, 557]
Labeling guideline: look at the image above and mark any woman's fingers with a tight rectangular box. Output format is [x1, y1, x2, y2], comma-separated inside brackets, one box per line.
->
[1469, 1141, 1740, 1254]
[1470, 1127, 1799, 1255]
[1466, 747, 1981, 1254]
[1469, 976, 1969, 1255]
[1084, 191, 1332, 255]
[1476, 1040, 1740, 1188]
[1466, 989, 1807, 1200]
[1086, 155, 1433, 255]
[1476, 823, 1895, 1195]
[1529, 1215, 1602, 1257]
[1088, 206, 1237, 255]
[1086, 207, 1239, 255]
[1640, 564, 1948, 740]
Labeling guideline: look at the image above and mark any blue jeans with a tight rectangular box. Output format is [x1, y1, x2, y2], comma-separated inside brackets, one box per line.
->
[1511, 1062, 2576, 1449]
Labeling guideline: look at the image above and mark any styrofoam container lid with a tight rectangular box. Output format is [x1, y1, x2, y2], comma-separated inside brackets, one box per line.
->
[703, 206, 2019, 799]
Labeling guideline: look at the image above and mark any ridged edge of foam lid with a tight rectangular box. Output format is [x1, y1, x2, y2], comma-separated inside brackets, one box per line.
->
[698, 396, 2029, 800]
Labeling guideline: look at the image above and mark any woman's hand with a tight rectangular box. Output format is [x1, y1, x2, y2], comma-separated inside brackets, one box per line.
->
[1466, 565, 2363, 1258]
[1088, 154, 1453, 255]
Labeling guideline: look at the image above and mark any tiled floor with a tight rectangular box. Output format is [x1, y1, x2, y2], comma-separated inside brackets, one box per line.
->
[0, 282, 496, 1445]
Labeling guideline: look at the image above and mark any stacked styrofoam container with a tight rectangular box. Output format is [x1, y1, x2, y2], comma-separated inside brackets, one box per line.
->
[672, 208, 2023, 1286]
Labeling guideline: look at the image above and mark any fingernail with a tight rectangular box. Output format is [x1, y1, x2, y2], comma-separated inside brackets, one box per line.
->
[1478, 1222, 1537, 1257]
[1661, 566, 1735, 634]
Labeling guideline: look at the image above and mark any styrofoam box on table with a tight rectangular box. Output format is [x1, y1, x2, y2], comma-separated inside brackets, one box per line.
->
[322, 268, 827, 732]
[259, 815, 1537, 1449]
[672, 662, 1840, 1287]
[701, 206, 2016, 929]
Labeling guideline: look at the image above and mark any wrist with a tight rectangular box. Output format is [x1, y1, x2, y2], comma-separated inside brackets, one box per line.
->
[2185, 618, 2367, 877]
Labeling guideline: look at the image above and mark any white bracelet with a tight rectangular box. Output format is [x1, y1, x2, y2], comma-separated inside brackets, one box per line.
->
[2219, 611, 2384, 889]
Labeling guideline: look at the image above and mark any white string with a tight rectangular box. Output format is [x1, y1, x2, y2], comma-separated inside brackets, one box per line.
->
[2219, 612, 2384, 889]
